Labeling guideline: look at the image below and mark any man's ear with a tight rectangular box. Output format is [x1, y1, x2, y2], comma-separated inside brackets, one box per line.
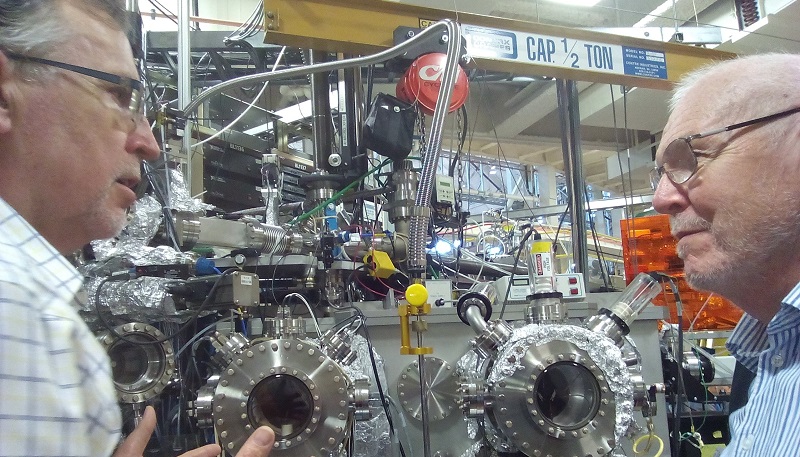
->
[0, 51, 16, 134]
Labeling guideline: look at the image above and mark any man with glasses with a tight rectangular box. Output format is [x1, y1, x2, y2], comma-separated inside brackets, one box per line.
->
[652, 53, 800, 455]
[0, 1, 274, 456]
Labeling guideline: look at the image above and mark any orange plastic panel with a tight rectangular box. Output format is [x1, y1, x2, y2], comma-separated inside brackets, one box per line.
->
[621, 214, 743, 330]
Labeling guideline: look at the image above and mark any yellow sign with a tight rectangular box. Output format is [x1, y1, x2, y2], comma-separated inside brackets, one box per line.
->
[419, 18, 437, 28]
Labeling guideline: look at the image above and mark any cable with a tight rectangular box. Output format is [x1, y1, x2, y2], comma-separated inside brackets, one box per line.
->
[190, 45, 287, 149]
[289, 158, 391, 226]
[94, 268, 239, 345]
[688, 293, 714, 332]
[282, 292, 323, 337]
[552, 204, 570, 250]
[498, 225, 537, 320]
[649, 272, 685, 457]
[174, 315, 234, 359]
[584, 185, 611, 290]
[357, 311, 408, 457]
[633, 431, 665, 457]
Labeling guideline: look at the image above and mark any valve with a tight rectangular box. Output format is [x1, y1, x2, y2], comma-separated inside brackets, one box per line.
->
[398, 283, 433, 355]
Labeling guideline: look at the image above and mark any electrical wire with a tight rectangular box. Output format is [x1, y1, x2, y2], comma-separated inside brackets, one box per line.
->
[282, 292, 323, 337]
[174, 315, 235, 358]
[688, 293, 714, 331]
[356, 310, 408, 457]
[584, 185, 612, 290]
[225, 1, 264, 41]
[650, 272, 687, 456]
[190, 45, 287, 149]
[633, 431, 665, 457]
[498, 225, 537, 320]
[289, 158, 391, 226]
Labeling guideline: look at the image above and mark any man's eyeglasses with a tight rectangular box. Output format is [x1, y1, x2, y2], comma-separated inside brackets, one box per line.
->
[650, 106, 800, 190]
[3, 51, 143, 117]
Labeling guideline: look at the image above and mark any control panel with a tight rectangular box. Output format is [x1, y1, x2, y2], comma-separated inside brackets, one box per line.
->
[434, 175, 456, 205]
[496, 273, 586, 303]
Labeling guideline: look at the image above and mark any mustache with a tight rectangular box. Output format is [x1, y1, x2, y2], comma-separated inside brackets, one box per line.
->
[670, 215, 712, 236]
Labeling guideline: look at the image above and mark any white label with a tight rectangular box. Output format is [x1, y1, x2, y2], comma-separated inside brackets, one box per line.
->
[240, 274, 253, 286]
[462, 25, 668, 80]
[534, 252, 554, 277]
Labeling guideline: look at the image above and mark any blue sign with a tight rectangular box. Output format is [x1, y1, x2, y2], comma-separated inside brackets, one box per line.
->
[622, 46, 668, 79]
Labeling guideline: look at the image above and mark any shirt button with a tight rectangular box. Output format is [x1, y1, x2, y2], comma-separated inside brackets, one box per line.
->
[741, 434, 754, 450]
[771, 354, 784, 368]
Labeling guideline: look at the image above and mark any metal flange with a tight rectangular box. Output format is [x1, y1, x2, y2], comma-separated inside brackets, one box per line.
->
[211, 338, 353, 456]
[489, 339, 617, 457]
[97, 322, 175, 404]
[396, 357, 461, 422]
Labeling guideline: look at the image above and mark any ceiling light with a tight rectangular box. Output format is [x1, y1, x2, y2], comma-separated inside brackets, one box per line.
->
[633, 0, 674, 27]
[543, 0, 602, 6]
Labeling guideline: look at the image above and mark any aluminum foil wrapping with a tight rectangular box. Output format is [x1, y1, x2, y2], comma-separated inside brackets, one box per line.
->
[82, 275, 187, 323]
[458, 441, 486, 457]
[165, 167, 212, 213]
[455, 343, 517, 454]
[489, 324, 636, 440]
[89, 195, 163, 259]
[336, 334, 392, 457]
[455, 349, 481, 440]
[81, 194, 197, 324]
[127, 194, 163, 242]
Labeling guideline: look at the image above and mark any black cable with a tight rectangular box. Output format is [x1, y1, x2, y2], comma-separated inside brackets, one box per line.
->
[447, 105, 468, 177]
[552, 204, 570, 247]
[609, 85, 631, 216]
[94, 268, 239, 345]
[649, 272, 685, 457]
[584, 185, 611, 290]
[498, 225, 537, 320]
[358, 312, 408, 457]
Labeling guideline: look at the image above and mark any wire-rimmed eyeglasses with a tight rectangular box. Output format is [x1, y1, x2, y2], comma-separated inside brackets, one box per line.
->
[650, 106, 800, 190]
[3, 50, 143, 117]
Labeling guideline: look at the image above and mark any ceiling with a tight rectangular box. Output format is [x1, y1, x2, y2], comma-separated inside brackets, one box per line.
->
[144, 0, 800, 202]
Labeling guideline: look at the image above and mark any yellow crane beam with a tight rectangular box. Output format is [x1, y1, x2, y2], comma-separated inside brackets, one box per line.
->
[263, 0, 735, 89]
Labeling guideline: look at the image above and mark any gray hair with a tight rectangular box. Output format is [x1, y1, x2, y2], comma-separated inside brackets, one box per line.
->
[669, 53, 800, 146]
[0, 0, 129, 56]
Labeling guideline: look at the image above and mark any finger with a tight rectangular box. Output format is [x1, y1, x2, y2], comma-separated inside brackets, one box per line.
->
[176, 443, 222, 457]
[112, 406, 156, 457]
[235, 426, 275, 457]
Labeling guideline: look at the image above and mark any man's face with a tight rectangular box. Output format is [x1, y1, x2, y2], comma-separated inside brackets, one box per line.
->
[1, 2, 160, 253]
[652, 84, 800, 300]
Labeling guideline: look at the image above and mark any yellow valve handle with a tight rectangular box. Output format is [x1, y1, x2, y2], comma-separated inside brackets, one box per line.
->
[406, 283, 428, 306]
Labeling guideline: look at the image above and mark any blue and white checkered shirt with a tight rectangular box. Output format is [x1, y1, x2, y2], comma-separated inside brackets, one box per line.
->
[0, 197, 120, 456]
[725, 283, 800, 455]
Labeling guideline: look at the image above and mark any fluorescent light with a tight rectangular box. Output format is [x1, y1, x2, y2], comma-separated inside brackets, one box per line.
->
[633, 0, 674, 27]
[543, 0, 602, 6]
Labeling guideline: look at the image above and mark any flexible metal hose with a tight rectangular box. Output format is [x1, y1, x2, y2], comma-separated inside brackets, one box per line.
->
[255, 223, 289, 254]
[407, 21, 463, 276]
[181, 21, 460, 116]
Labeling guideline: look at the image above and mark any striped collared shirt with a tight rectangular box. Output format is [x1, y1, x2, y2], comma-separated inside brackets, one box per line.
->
[0, 197, 120, 456]
[724, 283, 800, 455]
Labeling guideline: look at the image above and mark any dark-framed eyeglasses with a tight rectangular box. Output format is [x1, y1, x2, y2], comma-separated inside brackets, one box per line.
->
[650, 106, 800, 190]
[3, 50, 143, 116]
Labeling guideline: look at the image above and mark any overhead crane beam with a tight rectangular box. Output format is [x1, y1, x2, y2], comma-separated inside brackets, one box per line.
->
[263, 0, 735, 89]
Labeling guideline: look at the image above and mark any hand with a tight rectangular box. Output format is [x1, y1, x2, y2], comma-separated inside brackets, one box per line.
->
[113, 405, 275, 457]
